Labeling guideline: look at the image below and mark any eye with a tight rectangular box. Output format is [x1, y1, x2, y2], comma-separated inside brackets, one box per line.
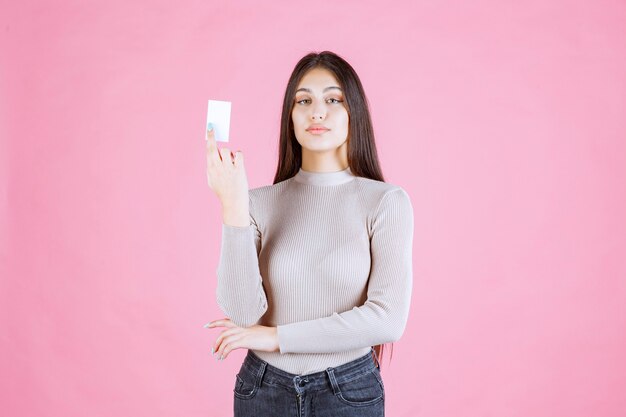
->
[327, 98, 343, 104]
[295, 98, 311, 105]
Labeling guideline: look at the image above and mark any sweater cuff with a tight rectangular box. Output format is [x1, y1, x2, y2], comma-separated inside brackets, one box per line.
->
[276, 324, 288, 354]
[219, 223, 257, 260]
[221, 222, 254, 238]
[276, 322, 309, 354]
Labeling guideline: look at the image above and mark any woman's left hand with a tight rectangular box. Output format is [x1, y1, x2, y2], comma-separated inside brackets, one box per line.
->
[204, 318, 279, 360]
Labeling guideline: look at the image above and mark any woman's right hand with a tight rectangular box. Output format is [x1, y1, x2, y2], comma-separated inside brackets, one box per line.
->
[205, 125, 250, 227]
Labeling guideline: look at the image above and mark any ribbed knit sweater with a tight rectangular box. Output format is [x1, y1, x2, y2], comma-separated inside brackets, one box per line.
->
[215, 166, 414, 375]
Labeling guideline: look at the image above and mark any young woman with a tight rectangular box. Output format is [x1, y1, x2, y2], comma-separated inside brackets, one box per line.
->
[204, 50, 414, 416]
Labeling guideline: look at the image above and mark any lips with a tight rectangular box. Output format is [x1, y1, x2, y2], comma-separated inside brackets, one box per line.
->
[306, 125, 330, 134]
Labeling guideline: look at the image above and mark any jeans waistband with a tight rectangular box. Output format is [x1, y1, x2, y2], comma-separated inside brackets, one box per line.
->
[241, 348, 380, 394]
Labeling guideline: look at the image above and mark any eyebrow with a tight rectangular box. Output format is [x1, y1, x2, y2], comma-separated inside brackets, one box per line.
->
[295, 86, 343, 93]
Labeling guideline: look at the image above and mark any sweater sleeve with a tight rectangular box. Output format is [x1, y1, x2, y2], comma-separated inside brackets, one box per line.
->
[276, 187, 414, 353]
[215, 195, 268, 327]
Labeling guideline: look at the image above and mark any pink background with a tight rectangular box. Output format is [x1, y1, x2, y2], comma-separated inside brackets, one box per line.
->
[2, 0, 625, 416]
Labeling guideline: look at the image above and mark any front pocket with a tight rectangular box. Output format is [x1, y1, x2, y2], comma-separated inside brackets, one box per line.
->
[335, 369, 384, 407]
[233, 369, 259, 400]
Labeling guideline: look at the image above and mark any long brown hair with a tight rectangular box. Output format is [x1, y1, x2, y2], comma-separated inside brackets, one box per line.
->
[272, 51, 394, 369]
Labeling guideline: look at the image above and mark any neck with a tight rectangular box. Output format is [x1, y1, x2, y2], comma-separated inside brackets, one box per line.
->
[293, 166, 356, 186]
[300, 143, 349, 173]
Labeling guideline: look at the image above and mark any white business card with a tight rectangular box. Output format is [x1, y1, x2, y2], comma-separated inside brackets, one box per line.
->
[206, 99, 231, 142]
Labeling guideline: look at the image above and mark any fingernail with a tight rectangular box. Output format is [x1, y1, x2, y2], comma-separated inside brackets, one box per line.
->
[203, 322, 211, 328]
[211, 347, 214, 354]
[207, 122, 213, 132]
[219, 355, 224, 361]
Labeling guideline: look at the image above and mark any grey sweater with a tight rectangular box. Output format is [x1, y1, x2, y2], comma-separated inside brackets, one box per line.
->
[215, 166, 414, 375]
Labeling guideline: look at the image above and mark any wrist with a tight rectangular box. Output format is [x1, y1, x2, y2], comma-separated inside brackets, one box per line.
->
[273, 326, 280, 353]
[221, 206, 250, 228]
[222, 215, 250, 228]
[220, 196, 248, 211]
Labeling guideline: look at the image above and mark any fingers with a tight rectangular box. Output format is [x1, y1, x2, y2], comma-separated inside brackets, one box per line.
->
[213, 328, 235, 351]
[204, 318, 243, 361]
[207, 141, 236, 166]
[213, 332, 245, 361]
[206, 319, 235, 354]
[205, 125, 243, 169]
[206, 123, 233, 165]
[233, 149, 244, 167]
[221, 147, 233, 165]
[206, 125, 224, 165]
[204, 318, 235, 329]
[213, 327, 239, 355]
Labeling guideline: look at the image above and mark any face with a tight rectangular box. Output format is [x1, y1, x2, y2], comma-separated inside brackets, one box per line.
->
[291, 67, 349, 155]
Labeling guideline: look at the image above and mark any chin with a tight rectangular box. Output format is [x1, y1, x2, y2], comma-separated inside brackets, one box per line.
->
[299, 138, 340, 149]
[295, 131, 347, 149]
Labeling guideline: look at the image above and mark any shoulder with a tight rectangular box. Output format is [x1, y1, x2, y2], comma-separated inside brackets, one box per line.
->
[353, 177, 412, 210]
[351, 178, 413, 233]
[249, 178, 292, 201]
[247, 178, 294, 221]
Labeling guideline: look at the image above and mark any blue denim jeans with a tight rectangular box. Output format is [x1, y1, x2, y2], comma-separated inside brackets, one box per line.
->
[233, 348, 385, 417]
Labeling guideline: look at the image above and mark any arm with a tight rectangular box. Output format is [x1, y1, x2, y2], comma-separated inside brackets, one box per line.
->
[215, 195, 268, 327]
[276, 188, 414, 354]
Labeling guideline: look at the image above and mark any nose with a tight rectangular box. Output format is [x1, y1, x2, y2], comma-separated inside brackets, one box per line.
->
[310, 101, 326, 120]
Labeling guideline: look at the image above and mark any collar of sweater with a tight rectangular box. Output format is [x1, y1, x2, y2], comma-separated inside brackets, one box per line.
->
[293, 166, 356, 186]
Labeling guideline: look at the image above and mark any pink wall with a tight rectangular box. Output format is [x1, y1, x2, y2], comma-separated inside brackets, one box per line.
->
[2, 1, 625, 416]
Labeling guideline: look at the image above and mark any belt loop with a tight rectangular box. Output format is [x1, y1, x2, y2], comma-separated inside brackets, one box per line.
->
[255, 361, 267, 388]
[325, 368, 340, 395]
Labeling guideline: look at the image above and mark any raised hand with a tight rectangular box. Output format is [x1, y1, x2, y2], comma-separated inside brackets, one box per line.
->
[205, 123, 250, 227]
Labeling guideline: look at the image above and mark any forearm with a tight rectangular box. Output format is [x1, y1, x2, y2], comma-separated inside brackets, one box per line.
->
[276, 295, 411, 354]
